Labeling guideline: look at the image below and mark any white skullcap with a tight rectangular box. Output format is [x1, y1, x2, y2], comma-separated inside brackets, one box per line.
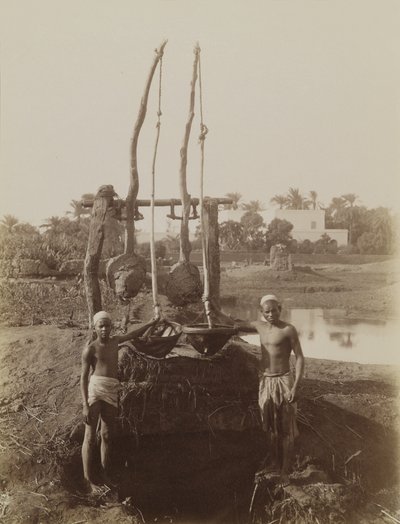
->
[260, 294, 279, 306]
[93, 311, 111, 325]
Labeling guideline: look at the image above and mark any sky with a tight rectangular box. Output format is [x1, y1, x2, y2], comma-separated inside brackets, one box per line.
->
[1, 0, 399, 233]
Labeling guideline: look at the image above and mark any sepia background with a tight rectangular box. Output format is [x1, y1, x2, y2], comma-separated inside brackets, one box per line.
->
[1, 0, 399, 230]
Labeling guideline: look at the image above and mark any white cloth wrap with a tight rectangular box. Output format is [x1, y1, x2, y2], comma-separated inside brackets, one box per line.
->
[258, 371, 299, 440]
[88, 375, 119, 408]
[93, 310, 111, 326]
[260, 294, 278, 305]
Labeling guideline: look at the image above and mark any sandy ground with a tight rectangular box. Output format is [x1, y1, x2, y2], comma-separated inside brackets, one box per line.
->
[0, 257, 398, 523]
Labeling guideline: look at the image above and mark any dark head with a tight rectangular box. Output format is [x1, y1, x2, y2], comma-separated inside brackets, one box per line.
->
[93, 311, 112, 341]
[259, 295, 281, 325]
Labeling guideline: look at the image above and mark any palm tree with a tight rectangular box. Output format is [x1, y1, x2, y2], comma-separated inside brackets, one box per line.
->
[241, 200, 265, 213]
[327, 197, 346, 219]
[307, 191, 318, 210]
[224, 192, 242, 211]
[270, 194, 288, 209]
[341, 193, 359, 245]
[368, 207, 394, 253]
[40, 216, 65, 236]
[341, 193, 358, 208]
[0, 214, 19, 232]
[285, 188, 307, 210]
[67, 199, 89, 221]
[14, 222, 38, 235]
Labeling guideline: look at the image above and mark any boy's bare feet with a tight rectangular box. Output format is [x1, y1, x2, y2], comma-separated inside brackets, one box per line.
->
[102, 473, 118, 490]
[279, 473, 291, 487]
[82, 479, 108, 495]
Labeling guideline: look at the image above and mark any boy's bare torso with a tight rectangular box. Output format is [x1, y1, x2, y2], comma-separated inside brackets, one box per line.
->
[252, 320, 295, 375]
[88, 338, 120, 379]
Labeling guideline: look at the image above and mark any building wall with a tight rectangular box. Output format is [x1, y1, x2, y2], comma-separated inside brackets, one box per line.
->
[275, 209, 348, 245]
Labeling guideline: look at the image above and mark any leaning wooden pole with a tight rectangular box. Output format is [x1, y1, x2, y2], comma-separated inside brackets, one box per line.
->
[125, 40, 168, 255]
[165, 44, 202, 306]
[84, 186, 114, 328]
[178, 44, 200, 263]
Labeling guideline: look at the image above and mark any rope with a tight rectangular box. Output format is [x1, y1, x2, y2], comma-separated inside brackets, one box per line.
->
[198, 50, 207, 136]
[149, 57, 163, 320]
[197, 46, 212, 328]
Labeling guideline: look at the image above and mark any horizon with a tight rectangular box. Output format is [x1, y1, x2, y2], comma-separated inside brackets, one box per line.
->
[1, 189, 397, 234]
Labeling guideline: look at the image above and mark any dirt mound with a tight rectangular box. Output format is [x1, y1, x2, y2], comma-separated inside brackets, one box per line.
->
[118, 339, 260, 436]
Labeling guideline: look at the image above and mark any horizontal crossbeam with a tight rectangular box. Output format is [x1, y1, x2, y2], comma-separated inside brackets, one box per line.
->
[82, 197, 233, 208]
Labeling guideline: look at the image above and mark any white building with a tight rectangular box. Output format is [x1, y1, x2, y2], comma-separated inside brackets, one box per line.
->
[275, 209, 348, 245]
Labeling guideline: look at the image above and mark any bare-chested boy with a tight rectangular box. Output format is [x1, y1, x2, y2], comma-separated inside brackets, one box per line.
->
[81, 310, 158, 491]
[220, 294, 304, 484]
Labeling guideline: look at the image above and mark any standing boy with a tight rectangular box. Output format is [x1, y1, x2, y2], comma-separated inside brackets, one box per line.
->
[81, 310, 157, 491]
[220, 294, 305, 484]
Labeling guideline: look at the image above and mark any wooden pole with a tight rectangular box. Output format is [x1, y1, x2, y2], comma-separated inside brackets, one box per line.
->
[82, 197, 233, 209]
[197, 45, 212, 327]
[178, 45, 200, 263]
[83, 188, 113, 328]
[149, 59, 162, 320]
[203, 199, 221, 308]
[125, 40, 167, 255]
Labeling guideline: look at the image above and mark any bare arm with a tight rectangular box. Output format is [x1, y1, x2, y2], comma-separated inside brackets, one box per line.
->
[233, 319, 258, 333]
[288, 326, 305, 402]
[116, 318, 159, 344]
[213, 308, 258, 333]
[80, 344, 93, 422]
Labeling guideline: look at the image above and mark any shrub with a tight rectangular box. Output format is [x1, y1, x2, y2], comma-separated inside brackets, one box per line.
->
[357, 232, 380, 254]
[265, 218, 293, 251]
[326, 239, 338, 254]
[313, 233, 335, 255]
[298, 239, 314, 254]
[288, 239, 298, 254]
[312, 243, 323, 254]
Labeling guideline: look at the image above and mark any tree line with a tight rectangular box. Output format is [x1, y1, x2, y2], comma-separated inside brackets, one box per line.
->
[0, 187, 397, 273]
[220, 189, 397, 255]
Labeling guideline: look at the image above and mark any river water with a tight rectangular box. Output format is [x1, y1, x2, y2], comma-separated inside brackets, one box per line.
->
[221, 303, 400, 366]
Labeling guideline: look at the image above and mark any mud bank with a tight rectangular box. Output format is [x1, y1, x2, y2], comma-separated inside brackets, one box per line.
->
[220, 259, 399, 320]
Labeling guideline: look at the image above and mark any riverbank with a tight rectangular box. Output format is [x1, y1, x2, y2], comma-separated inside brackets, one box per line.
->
[220, 258, 399, 320]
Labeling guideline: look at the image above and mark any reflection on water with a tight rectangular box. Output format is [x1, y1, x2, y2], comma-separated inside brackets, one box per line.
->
[329, 332, 353, 348]
[221, 302, 400, 365]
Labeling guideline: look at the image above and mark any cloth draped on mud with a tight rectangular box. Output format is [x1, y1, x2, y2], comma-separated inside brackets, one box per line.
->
[88, 375, 120, 408]
[258, 372, 298, 442]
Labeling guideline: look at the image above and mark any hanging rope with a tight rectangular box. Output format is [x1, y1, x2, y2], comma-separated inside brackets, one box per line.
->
[149, 56, 163, 320]
[197, 45, 212, 328]
[135, 54, 182, 357]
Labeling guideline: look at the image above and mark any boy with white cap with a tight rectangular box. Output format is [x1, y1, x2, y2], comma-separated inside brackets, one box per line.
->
[220, 294, 304, 485]
[81, 311, 157, 491]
